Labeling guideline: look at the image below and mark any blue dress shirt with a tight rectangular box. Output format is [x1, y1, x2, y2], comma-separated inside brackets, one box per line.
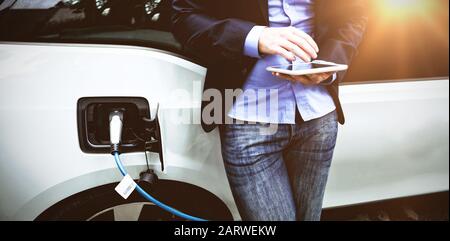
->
[229, 0, 336, 124]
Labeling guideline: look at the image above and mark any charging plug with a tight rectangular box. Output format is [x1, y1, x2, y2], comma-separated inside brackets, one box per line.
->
[110, 110, 123, 154]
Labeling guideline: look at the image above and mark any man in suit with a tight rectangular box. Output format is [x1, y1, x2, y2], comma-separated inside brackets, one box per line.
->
[172, 0, 368, 221]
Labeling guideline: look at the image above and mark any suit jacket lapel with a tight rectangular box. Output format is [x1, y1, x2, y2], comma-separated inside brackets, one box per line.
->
[257, 0, 269, 25]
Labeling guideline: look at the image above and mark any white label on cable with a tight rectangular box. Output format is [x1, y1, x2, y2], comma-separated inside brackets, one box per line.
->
[115, 174, 137, 199]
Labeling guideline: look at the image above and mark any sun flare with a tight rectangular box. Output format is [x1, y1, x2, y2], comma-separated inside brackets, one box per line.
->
[375, 0, 436, 20]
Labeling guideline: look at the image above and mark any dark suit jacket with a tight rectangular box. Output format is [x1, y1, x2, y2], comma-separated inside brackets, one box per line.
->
[171, 0, 368, 132]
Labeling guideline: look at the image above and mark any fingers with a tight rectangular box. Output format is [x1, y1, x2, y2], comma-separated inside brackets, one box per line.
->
[316, 72, 334, 82]
[272, 46, 296, 62]
[258, 27, 320, 62]
[285, 33, 318, 60]
[310, 73, 326, 81]
[279, 39, 312, 62]
[295, 75, 317, 85]
[272, 72, 334, 85]
[272, 73, 293, 81]
[291, 28, 319, 53]
[272, 72, 315, 85]
[283, 27, 319, 62]
[305, 73, 332, 84]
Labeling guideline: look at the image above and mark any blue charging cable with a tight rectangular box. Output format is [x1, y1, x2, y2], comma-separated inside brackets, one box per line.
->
[109, 111, 206, 221]
[113, 152, 206, 221]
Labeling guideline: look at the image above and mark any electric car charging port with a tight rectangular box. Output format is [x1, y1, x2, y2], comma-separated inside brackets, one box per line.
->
[77, 97, 159, 154]
[79, 97, 203, 221]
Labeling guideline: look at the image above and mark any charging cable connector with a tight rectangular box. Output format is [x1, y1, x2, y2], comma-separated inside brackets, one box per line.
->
[110, 111, 123, 154]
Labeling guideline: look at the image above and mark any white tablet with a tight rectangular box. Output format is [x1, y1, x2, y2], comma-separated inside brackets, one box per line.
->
[266, 60, 348, 76]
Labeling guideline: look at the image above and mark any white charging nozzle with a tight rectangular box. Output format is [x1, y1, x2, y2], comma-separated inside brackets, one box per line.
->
[110, 111, 123, 153]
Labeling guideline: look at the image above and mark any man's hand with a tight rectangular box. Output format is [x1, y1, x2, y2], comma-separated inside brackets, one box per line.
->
[258, 27, 319, 62]
[272, 72, 334, 85]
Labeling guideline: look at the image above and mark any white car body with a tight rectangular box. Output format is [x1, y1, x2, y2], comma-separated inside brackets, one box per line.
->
[0, 42, 448, 220]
